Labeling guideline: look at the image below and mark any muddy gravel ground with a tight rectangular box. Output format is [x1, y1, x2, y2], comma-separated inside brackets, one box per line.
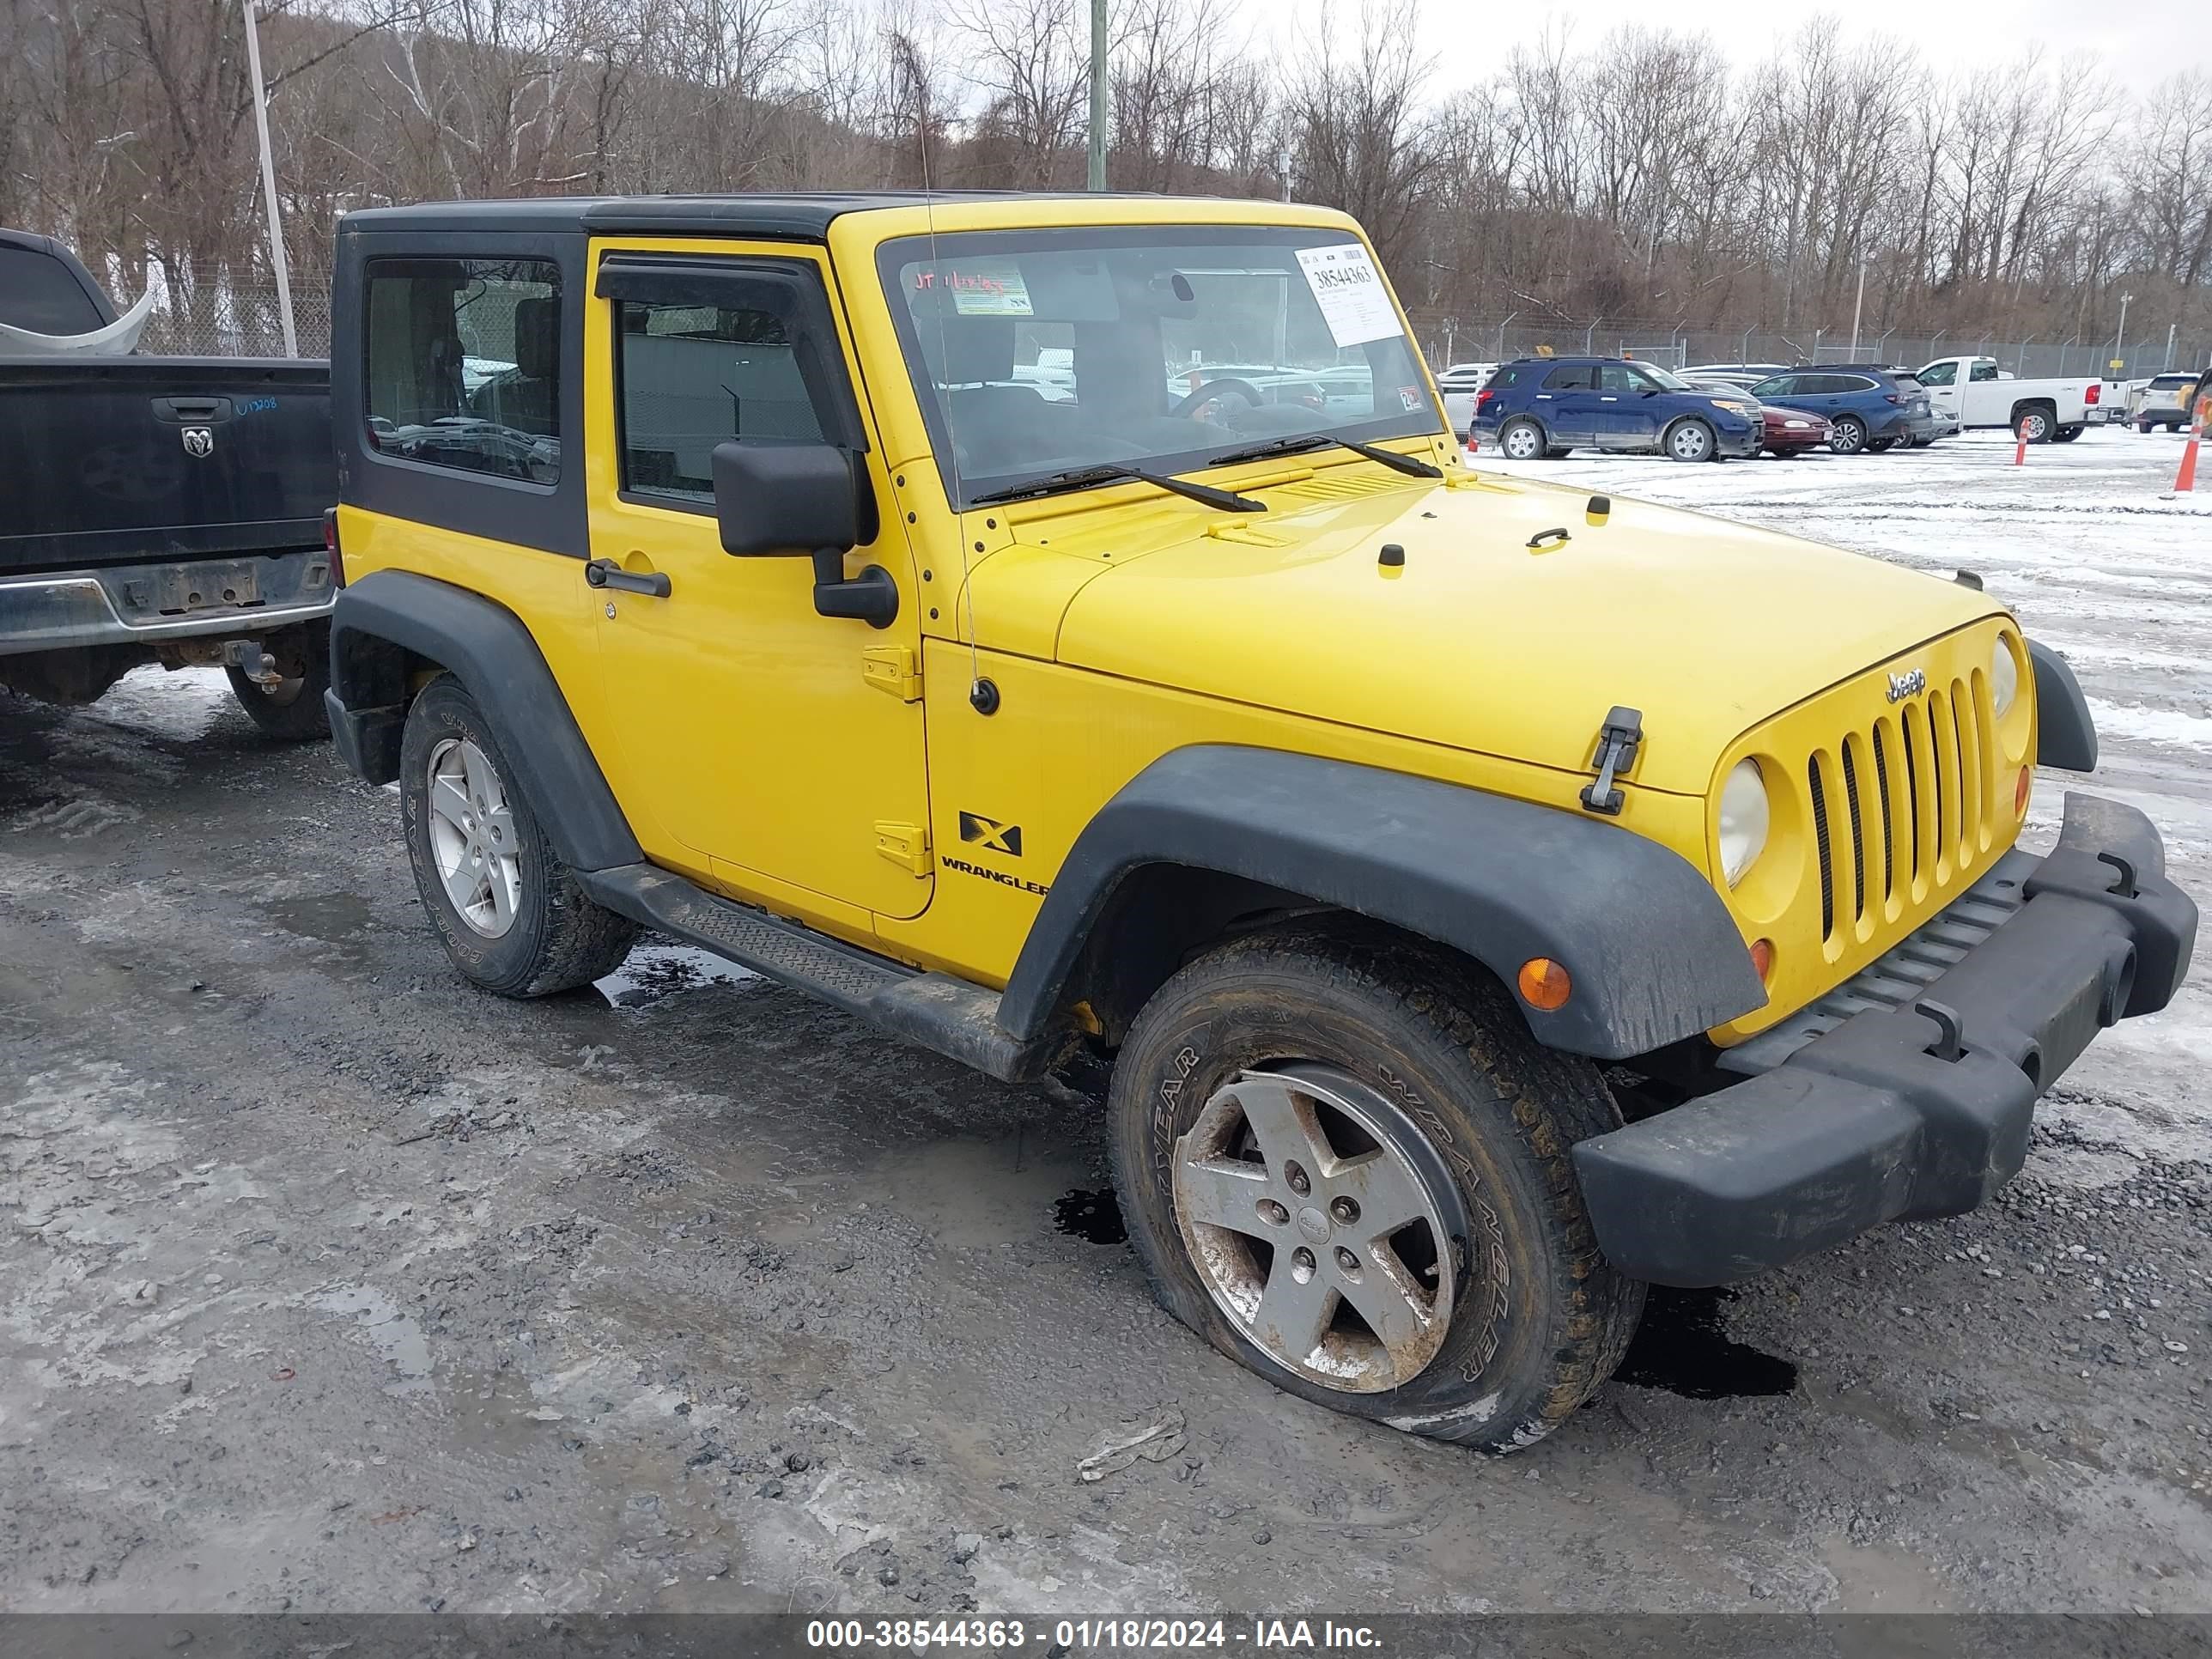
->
[4, 428, 2212, 1620]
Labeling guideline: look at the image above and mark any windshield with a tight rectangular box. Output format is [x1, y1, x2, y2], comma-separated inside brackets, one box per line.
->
[878, 226, 1440, 507]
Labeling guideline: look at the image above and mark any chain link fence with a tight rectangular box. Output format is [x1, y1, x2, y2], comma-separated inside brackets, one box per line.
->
[1412, 314, 2212, 383]
[136, 286, 334, 359]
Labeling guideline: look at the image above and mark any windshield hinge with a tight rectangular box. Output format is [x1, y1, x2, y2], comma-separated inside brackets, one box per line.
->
[1579, 706, 1644, 816]
[861, 644, 921, 702]
[874, 820, 931, 876]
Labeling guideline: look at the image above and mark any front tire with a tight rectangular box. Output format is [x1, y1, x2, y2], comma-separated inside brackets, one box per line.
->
[399, 674, 639, 998]
[1106, 920, 1644, 1453]
[1663, 418, 1715, 462]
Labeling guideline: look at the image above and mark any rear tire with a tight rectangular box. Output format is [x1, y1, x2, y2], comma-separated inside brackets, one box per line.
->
[1106, 919, 1645, 1454]
[1498, 418, 1547, 462]
[2014, 405, 2054, 443]
[1829, 415, 1868, 454]
[399, 674, 640, 998]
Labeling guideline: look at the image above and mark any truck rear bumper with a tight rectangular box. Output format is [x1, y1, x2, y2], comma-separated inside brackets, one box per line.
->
[0, 551, 334, 659]
[1574, 793, 2196, 1286]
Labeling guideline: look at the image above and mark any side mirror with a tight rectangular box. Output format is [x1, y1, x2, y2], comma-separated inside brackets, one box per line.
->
[710, 441, 896, 628]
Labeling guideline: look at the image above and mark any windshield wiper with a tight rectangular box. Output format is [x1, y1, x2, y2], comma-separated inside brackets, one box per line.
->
[969, 464, 1265, 513]
[1207, 433, 1442, 479]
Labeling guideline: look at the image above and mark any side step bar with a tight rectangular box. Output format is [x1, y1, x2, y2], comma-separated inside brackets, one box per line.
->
[575, 863, 1053, 1083]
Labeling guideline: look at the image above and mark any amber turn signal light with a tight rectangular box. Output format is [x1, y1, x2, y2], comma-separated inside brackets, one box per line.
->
[1517, 957, 1572, 1010]
[2015, 766, 2032, 814]
[1749, 938, 1775, 981]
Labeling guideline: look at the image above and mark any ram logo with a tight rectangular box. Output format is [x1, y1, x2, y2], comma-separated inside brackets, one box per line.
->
[957, 811, 1022, 857]
[181, 427, 215, 459]
[1886, 667, 1927, 703]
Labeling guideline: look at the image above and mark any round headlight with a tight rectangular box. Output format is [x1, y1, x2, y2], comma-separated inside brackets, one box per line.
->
[1990, 637, 2020, 718]
[1719, 759, 1771, 887]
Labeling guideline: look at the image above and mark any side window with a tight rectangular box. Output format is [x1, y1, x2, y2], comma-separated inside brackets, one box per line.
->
[1916, 361, 1956, 387]
[1543, 365, 1595, 391]
[1970, 362, 2000, 382]
[364, 257, 561, 483]
[618, 301, 824, 502]
[1838, 375, 1877, 394]
[1751, 376, 1792, 398]
[1795, 374, 1838, 394]
[1490, 366, 1521, 389]
[1618, 365, 1669, 393]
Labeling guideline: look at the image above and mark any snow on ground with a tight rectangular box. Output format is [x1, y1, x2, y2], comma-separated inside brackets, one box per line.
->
[85, 665, 234, 743]
[1476, 424, 2212, 1173]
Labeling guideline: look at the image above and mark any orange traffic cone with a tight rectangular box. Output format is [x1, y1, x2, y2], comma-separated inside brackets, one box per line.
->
[2179, 410, 2204, 495]
[2014, 427, 2029, 466]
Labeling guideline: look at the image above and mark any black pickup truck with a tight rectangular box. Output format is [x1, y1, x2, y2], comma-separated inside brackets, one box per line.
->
[0, 228, 337, 737]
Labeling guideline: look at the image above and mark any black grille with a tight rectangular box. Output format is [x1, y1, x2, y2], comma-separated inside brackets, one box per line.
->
[1808, 755, 1833, 940]
[1871, 724, 1895, 900]
[1840, 742, 1866, 922]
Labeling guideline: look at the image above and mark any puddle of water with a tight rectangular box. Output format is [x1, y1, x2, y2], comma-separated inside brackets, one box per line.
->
[264, 892, 373, 941]
[310, 1285, 434, 1395]
[595, 940, 758, 1009]
[1054, 1187, 1127, 1245]
[1613, 1286, 1799, 1399]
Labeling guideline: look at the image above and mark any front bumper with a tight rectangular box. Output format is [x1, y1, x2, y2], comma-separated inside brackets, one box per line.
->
[0, 551, 334, 659]
[1715, 422, 1764, 458]
[1575, 793, 2196, 1286]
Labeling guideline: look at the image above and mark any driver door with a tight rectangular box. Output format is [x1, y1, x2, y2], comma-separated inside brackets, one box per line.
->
[582, 240, 933, 922]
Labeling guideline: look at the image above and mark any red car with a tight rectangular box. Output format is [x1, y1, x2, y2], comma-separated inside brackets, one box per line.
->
[1760, 404, 1831, 457]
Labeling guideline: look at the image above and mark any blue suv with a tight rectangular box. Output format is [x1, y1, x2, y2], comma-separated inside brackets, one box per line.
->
[1471, 357, 1764, 462]
[1746, 365, 1935, 454]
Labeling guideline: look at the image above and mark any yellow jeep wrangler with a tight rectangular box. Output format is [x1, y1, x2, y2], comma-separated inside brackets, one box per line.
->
[324, 193, 2195, 1451]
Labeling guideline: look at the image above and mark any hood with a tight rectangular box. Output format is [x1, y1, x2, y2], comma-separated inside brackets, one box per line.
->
[1013, 465, 2000, 795]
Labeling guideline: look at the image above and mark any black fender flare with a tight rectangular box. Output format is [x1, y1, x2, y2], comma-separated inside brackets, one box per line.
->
[325, 568, 642, 872]
[2028, 638, 2097, 772]
[997, 744, 1766, 1060]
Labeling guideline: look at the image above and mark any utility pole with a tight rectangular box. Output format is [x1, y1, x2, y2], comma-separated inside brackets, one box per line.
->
[2112, 292, 2133, 381]
[241, 0, 296, 356]
[1848, 258, 1867, 358]
[2166, 323, 2179, 371]
[1086, 0, 1106, 191]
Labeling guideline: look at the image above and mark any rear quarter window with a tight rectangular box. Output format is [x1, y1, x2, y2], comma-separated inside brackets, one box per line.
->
[364, 257, 562, 483]
[0, 243, 106, 334]
[1489, 366, 1522, 389]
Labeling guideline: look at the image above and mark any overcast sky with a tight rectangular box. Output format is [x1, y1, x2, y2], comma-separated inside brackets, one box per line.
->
[1386, 2, 2209, 94]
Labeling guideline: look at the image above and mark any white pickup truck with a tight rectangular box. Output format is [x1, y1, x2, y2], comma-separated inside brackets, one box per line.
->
[1913, 355, 2109, 443]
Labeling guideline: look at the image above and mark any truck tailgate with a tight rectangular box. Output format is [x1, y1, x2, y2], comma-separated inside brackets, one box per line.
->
[0, 356, 334, 575]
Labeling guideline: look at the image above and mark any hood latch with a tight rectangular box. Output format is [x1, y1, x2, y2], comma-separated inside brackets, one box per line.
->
[1580, 707, 1644, 816]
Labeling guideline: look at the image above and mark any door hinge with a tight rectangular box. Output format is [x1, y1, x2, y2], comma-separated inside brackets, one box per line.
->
[874, 820, 931, 876]
[1579, 706, 1644, 816]
[862, 644, 922, 702]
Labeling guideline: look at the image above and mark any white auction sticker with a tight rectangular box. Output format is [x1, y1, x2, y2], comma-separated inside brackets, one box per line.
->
[920, 261, 1033, 317]
[1295, 243, 1401, 347]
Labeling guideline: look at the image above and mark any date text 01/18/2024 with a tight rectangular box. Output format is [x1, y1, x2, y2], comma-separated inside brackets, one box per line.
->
[805, 1619, 1383, 1650]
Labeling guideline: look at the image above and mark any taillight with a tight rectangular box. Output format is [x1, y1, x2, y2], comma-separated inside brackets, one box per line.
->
[2086, 383, 2100, 405]
[323, 507, 346, 588]
[1476, 388, 1497, 410]
[1885, 392, 1905, 404]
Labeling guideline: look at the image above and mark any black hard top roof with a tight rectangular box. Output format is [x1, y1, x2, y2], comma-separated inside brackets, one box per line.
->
[340, 191, 1175, 239]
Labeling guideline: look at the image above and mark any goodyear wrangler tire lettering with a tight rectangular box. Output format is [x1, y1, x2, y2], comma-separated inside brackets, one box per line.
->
[1103, 918, 1645, 1452]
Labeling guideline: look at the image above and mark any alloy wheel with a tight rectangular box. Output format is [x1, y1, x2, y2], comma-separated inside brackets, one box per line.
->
[424, 737, 522, 939]
[1172, 1066, 1457, 1394]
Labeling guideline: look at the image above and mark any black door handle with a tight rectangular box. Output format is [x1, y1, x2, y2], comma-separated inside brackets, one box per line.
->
[586, 558, 671, 598]
[151, 395, 234, 423]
